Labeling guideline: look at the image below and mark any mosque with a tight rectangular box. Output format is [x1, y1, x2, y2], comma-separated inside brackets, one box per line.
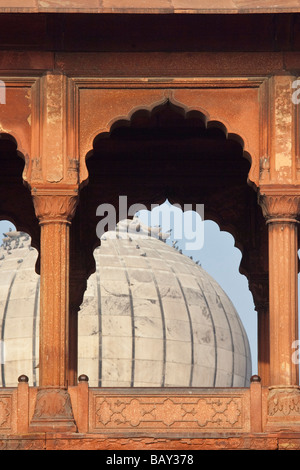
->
[0, 0, 300, 451]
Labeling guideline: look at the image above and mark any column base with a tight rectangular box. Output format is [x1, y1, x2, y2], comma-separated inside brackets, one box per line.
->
[265, 386, 300, 431]
[29, 388, 77, 433]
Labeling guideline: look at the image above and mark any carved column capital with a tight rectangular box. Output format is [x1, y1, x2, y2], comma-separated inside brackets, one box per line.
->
[258, 190, 300, 224]
[32, 189, 79, 225]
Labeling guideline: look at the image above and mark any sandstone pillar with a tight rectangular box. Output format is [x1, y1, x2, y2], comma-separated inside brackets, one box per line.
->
[259, 191, 300, 429]
[268, 220, 298, 386]
[260, 194, 299, 387]
[29, 190, 79, 432]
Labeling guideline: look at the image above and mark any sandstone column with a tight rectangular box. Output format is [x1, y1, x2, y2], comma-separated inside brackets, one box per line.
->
[29, 190, 79, 432]
[260, 194, 299, 387]
[255, 74, 300, 428]
[259, 191, 300, 429]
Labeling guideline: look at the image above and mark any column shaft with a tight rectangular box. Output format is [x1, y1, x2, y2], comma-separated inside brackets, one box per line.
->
[30, 192, 78, 432]
[268, 221, 299, 386]
[32, 191, 78, 388]
[39, 221, 70, 387]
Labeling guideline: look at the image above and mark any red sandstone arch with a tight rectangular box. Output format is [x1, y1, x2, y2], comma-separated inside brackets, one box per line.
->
[80, 93, 257, 190]
[78, 97, 265, 287]
[71, 90, 266, 388]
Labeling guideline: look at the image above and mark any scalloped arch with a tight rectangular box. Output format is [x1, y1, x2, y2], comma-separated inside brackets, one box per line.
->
[0, 131, 29, 184]
[82, 94, 255, 189]
[0, 132, 38, 247]
[0, 130, 28, 158]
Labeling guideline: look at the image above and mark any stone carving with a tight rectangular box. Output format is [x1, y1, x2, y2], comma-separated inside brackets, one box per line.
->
[93, 394, 244, 431]
[259, 156, 270, 180]
[0, 398, 11, 430]
[30, 158, 43, 183]
[32, 193, 79, 224]
[248, 275, 269, 312]
[30, 388, 77, 432]
[32, 389, 74, 420]
[268, 387, 300, 418]
[259, 193, 300, 222]
[67, 158, 79, 184]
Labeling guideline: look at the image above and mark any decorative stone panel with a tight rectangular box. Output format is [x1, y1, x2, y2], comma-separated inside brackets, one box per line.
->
[89, 388, 250, 434]
[0, 393, 12, 432]
[265, 386, 300, 430]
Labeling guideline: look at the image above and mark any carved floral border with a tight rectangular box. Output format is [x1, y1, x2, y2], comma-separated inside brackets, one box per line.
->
[89, 391, 249, 433]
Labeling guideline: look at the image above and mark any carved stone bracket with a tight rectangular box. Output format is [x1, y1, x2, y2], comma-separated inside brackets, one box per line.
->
[248, 274, 269, 312]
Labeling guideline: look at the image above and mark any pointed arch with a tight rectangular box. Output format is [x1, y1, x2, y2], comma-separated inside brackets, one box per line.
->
[77, 95, 264, 296]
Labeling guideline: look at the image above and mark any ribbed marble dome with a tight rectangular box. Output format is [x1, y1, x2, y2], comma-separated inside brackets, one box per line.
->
[0, 219, 252, 388]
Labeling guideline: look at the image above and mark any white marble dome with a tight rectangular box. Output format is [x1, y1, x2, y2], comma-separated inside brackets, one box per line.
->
[0, 220, 252, 388]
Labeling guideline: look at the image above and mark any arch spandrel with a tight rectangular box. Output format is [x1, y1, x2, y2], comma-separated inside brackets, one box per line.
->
[0, 80, 35, 181]
[173, 87, 260, 187]
[78, 82, 261, 189]
[79, 88, 170, 186]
